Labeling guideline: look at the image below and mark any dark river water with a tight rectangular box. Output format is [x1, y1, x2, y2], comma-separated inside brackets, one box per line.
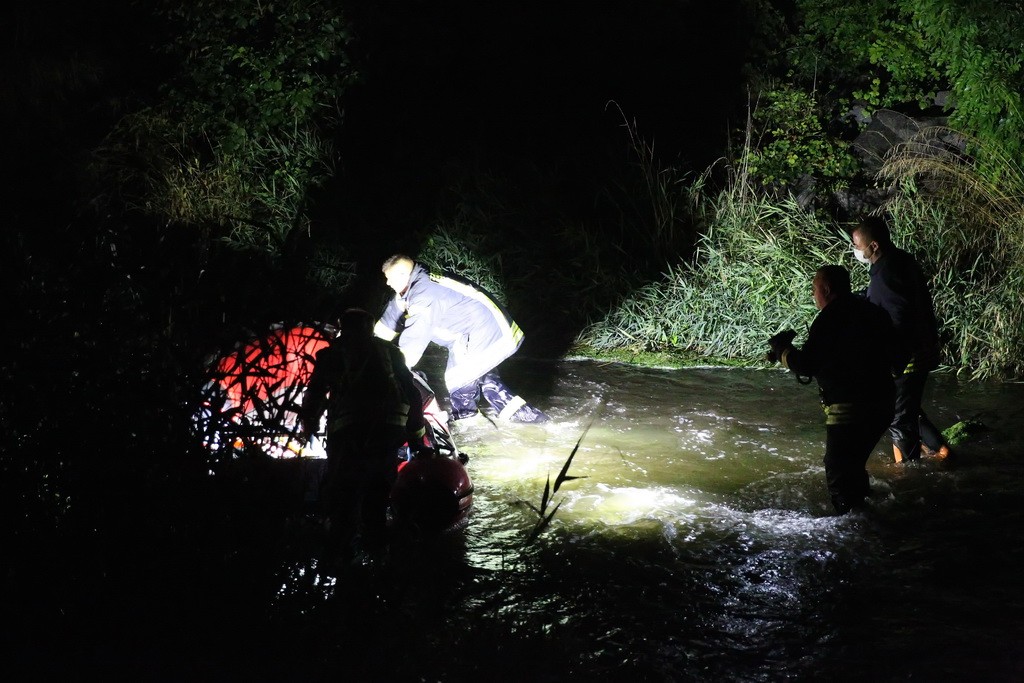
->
[26, 358, 1023, 681]
[257, 358, 1024, 682]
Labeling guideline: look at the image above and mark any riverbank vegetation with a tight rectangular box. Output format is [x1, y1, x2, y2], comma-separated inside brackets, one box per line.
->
[573, 133, 1024, 381]
[13, 0, 1024, 382]
[6, 1, 1024, 675]
[7, 3, 1024, 510]
[417, 1, 1024, 381]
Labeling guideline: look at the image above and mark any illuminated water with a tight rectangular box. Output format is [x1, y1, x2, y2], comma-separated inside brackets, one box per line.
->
[269, 359, 1024, 681]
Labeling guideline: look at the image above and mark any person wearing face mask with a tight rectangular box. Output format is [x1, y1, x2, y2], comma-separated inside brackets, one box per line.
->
[374, 254, 549, 426]
[850, 216, 953, 463]
[767, 265, 897, 514]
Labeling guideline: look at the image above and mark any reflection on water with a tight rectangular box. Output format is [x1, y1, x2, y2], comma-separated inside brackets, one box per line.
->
[270, 358, 1024, 681]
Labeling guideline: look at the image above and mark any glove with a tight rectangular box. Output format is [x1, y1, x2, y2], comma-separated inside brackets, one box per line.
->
[408, 441, 436, 459]
[766, 329, 797, 363]
[407, 424, 436, 459]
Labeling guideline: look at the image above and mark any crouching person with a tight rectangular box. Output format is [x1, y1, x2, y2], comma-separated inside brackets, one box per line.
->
[300, 308, 426, 565]
[375, 254, 548, 426]
[768, 266, 897, 514]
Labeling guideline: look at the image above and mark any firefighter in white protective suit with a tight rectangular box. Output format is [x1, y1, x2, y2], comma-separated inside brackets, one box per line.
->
[374, 254, 548, 426]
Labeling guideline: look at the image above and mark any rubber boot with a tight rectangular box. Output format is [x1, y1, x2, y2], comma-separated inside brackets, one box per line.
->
[922, 443, 954, 461]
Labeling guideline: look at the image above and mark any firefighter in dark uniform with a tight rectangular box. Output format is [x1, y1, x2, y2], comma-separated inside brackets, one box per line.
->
[768, 265, 897, 514]
[374, 254, 548, 425]
[851, 216, 953, 462]
[300, 308, 426, 562]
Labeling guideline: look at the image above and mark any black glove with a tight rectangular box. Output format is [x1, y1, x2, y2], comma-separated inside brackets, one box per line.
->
[407, 426, 435, 459]
[766, 329, 797, 363]
[408, 441, 436, 459]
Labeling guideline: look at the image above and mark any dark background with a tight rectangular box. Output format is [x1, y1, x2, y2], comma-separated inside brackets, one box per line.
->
[336, 1, 753, 235]
[6, 0, 755, 235]
[2, 5, 757, 676]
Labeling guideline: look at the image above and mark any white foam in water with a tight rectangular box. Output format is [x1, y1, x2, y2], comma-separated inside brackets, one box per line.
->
[559, 483, 699, 525]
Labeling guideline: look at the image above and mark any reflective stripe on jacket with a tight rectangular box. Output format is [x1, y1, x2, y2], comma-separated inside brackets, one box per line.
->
[376, 264, 524, 386]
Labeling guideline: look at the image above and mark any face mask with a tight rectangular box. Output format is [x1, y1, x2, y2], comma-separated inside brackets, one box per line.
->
[853, 248, 870, 265]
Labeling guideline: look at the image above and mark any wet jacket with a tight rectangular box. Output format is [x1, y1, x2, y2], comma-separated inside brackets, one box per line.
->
[375, 264, 524, 388]
[867, 247, 940, 371]
[303, 335, 424, 439]
[783, 294, 897, 419]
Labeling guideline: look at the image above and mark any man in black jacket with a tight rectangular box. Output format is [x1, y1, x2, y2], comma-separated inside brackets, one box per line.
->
[769, 265, 896, 514]
[851, 216, 952, 463]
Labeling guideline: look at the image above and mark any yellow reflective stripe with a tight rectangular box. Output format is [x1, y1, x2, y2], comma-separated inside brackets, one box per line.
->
[435, 274, 520, 340]
[822, 403, 889, 425]
[509, 321, 524, 345]
[498, 395, 527, 421]
[374, 321, 398, 341]
[823, 403, 857, 425]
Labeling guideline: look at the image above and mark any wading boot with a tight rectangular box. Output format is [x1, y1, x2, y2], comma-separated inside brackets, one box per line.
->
[921, 443, 954, 461]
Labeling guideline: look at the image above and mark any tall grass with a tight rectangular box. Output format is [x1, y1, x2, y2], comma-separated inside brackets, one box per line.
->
[602, 102, 701, 263]
[90, 110, 335, 257]
[880, 127, 1024, 380]
[418, 206, 510, 306]
[412, 117, 1024, 379]
[576, 180, 854, 363]
[575, 121, 1024, 380]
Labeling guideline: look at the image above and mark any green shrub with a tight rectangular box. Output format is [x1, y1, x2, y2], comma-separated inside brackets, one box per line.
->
[791, 0, 1024, 170]
[419, 216, 510, 305]
[739, 83, 859, 194]
[91, 0, 358, 258]
[576, 184, 856, 362]
[880, 131, 1024, 380]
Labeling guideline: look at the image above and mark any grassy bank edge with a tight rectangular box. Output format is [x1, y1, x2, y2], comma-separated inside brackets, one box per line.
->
[564, 344, 760, 370]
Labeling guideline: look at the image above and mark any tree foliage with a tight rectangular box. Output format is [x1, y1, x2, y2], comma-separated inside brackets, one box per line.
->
[156, 0, 358, 152]
[740, 83, 859, 194]
[95, 0, 359, 256]
[790, 0, 1024, 162]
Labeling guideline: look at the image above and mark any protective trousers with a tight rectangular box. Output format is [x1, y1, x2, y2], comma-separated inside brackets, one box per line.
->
[891, 371, 945, 462]
[824, 410, 891, 514]
[449, 371, 517, 419]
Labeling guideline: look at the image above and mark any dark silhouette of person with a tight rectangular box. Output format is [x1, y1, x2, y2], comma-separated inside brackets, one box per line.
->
[300, 308, 425, 564]
[851, 216, 952, 462]
[769, 265, 897, 514]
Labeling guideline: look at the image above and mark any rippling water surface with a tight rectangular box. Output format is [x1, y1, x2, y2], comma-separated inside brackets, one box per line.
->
[270, 358, 1024, 682]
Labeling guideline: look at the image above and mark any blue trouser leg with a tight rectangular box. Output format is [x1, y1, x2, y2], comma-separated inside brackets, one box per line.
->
[449, 380, 482, 420]
[919, 412, 945, 451]
[451, 371, 548, 423]
[482, 371, 549, 422]
[480, 371, 517, 414]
